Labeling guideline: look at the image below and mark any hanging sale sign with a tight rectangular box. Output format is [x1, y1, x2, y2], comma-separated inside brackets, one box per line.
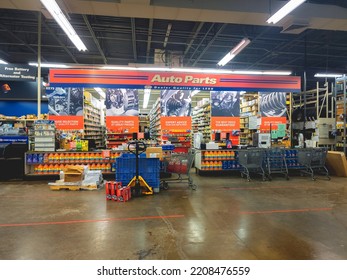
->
[210, 91, 240, 117]
[48, 115, 84, 130]
[260, 117, 287, 130]
[161, 116, 191, 131]
[106, 116, 139, 133]
[210, 117, 240, 131]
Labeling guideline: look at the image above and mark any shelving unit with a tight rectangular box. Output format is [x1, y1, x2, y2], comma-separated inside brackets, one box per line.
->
[149, 98, 161, 144]
[29, 120, 55, 152]
[240, 94, 258, 145]
[106, 132, 134, 148]
[192, 102, 211, 144]
[24, 150, 126, 176]
[335, 75, 347, 153]
[83, 102, 105, 148]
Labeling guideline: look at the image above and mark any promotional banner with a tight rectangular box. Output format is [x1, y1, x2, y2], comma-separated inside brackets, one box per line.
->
[47, 87, 84, 130]
[160, 90, 191, 116]
[0, 64, 36, 81]
[210, 91, 240, 117]
[48, 115, 84, 130]
[106, 116, 139, 133]
[0, 80, 39, 100]
[49, 69, 301, 92]
[260, 116, 287, 130]
[259, 92, 287, 117]
[105, 88, 139, 116]
[210, 116, 240, 131]
[161, 116, 191, 131]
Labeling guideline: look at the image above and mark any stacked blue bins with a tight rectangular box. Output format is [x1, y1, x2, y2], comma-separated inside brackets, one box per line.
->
[115, 153, 161, 193]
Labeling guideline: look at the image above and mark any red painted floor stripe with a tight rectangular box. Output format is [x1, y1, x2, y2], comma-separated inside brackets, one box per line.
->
[0, 214, 185, 227]
[240, 207, 332, 215]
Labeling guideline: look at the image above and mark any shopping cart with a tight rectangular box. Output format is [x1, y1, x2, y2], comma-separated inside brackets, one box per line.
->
[238, 148, 267, 181]
[265, 148, 289, 180]
[160, 149, 197, 190]
[297, 148, 330, 181]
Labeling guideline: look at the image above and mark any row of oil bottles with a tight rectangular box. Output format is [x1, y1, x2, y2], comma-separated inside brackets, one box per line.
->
[26, 152, 123, 164]
[201, 161, 241, 171]
[202, 150, 236, 160]
[33, 163, 116, 174]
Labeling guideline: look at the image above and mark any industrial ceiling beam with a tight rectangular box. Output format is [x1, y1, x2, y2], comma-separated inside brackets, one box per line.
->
[131, 18, 137, 62]
[184, 22, 204, 56]
[192, 23, 227, 67]
[42, 20, 79, 64]
[146, 18, 153, 64]
[83, 14, 107, 64]
[163, 23, 172, 48]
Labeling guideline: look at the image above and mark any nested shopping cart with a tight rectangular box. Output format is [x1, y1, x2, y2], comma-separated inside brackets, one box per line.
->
[238, 148, 267, 181]
[160, 149, 197, 190]
[297, 148, 330, 181]
[265, 148, 289, 180]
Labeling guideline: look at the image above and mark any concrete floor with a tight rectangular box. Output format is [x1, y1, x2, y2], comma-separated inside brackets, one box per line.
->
[0, 172, 347, 260]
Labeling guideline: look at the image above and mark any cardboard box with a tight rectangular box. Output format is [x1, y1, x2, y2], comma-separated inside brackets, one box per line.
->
[63, 165, 85, 182]
[326, 151, 347, 177]
[146, 147, 163, 160]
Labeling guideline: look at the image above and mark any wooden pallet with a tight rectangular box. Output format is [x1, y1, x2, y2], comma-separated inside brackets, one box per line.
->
[50, 184, 100, 191]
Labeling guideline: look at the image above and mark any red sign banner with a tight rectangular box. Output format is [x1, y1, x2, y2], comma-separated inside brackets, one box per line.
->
[49, 69, 301, 91]
[210, 117, 240, 131]
[106, 116, 139, 133]
[161, 116, 191, 131]
[48, 115, 84, 130]
[260, 117, 287, 130]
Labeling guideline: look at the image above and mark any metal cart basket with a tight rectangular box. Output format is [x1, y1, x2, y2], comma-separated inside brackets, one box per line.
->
[160, 149, 197, 190]
[265, 148, 289, 180]
[297, 148, 330, 180]
[238, 148, 267, 181]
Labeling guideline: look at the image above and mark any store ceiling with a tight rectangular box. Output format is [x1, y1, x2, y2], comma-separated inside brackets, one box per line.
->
[1, 0, 347, 114]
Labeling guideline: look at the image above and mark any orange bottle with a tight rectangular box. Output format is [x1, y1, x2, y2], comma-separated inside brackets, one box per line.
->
[95, 163, 101, 171]
[90, 163, 96, 171]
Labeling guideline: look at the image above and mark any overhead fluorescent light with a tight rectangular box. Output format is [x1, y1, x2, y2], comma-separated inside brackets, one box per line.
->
[217, 38, 251, 67]
[40, 0, 87, 51]
[0, 59, 8, 64]
[94, 87, 105, 99]
[314, 73, 343, 78]
[267, 0, 306, 24]
[29, 62, 69, 68]
[143, 89, 151, 109]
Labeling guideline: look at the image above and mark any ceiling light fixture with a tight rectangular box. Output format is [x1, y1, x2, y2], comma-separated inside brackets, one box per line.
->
[143, 89, 151, 109]
[94, 87, 106, 99]
[40, 0, 87, 51]
[314, 73, 343, 78]
[217, 38, 251, 67]
[0, 59, 8, 64]
[29, 62, 69, 68]
[267, 0, 306, 24]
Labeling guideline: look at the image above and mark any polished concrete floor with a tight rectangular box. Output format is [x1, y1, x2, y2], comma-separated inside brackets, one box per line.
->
[0, 172, 347, 260]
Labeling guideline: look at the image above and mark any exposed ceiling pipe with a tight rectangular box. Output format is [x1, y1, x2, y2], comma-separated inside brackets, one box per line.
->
[192, 23, 227, 67]
[131, 18, 137, 62]
[146, 18, 153, 64]
[82, 14, 107, 64]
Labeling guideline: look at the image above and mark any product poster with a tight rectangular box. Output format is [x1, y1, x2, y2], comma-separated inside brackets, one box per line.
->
[160, 90, 192, 117]
[106, 116, 139, 133]
[47, 87, 84, 116]
[47, 87, 84, 130]
[105, 88, 139, 116]
[259, 92, 287, 117]
[210, 91, 240, 117]
[0, 80, 39, 100]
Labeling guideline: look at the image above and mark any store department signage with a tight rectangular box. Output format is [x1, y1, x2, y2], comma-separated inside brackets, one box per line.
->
[0, 64, 36, 81]
[160, 116, 191, 131]
[48, 115, 84, 130]
[260, 116, 287, 130]
[106, 116, 139, 133]
[210, 117, 240, 131]
[49, 69, 301, 92]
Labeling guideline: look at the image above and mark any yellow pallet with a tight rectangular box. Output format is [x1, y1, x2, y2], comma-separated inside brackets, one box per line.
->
[50, 184, 99, 191]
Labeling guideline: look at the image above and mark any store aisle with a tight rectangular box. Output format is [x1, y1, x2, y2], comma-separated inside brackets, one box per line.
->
[0, 174, 346, 260]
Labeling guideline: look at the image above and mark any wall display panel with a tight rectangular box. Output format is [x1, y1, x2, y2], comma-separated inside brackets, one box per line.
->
[160, 90, 192, 117]
[47, 87, 84, 116]
[259, 92, 287, 117]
